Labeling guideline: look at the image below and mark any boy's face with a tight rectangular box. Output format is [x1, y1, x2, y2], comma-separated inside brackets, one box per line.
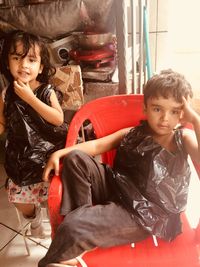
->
[144, 95, 183, 136]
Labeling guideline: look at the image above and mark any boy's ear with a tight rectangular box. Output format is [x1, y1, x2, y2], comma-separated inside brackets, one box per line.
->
[143, 104, 147, 114]
[179, 110, 186, 126]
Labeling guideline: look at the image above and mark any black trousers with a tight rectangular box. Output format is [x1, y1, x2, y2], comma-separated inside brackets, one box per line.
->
[38, 150, 148, 267]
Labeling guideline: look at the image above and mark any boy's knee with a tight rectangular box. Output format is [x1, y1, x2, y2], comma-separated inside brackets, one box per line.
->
[66, 209, 93, 234]
[62, 150, 89, 172]
[63, 150, 85, 164]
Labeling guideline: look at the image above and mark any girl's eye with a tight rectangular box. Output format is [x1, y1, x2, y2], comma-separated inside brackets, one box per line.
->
[12, 56, 19, 60]
[29, 58, 36, 63]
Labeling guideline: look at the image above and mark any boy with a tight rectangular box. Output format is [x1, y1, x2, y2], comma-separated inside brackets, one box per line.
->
[39, 69, 200, 267]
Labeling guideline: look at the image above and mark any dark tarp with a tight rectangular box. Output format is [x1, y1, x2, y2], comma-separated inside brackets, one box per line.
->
[0, 0, 116, 39]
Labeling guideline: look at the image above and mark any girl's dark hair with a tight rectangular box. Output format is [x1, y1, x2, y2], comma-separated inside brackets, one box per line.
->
[0, 30, 56, 83]
[143, 69, 193, 106]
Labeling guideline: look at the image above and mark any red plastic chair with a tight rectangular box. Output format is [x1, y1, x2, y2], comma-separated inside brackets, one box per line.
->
[48, 94, 200, 267]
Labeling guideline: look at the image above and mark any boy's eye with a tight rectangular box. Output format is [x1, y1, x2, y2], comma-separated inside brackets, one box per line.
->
[153, 107, 160, 112]
[172, 110, 180, 115]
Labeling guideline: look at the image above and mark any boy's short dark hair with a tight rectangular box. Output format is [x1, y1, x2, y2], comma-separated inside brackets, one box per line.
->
[143, 69, 193, 106]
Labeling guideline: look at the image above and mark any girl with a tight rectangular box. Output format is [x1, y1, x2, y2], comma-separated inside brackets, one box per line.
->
[0, 30, 66, 238]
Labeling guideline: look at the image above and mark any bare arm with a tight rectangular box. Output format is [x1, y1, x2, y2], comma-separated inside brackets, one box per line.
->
[43, 127, 131, 181]
[14, 80, 64, 126]
[0, 94, 5, 135]
[182, 97, 200, 163]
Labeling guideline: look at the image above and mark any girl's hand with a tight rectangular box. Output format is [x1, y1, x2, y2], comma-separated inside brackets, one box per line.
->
[0, 123, 5, 135]
[13, 80, 35, 104]
[42, 151, 61, 182]
[180, 96, 199, 126]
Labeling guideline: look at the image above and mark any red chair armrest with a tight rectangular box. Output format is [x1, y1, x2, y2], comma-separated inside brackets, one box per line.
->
[48, 174, 64, 238]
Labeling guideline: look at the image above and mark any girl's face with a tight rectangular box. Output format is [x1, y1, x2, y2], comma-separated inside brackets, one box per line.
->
[8, 41, 43, 85]
[144, 95, 183, 136]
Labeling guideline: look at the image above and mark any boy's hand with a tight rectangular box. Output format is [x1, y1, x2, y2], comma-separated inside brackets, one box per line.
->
[13, 80, 35, 104]
[180, 96, 199, 126]
[42, 151, 61, 182]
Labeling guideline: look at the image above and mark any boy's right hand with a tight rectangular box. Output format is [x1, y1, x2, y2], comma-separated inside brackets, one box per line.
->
[181, 96, 199, 126]
[42, 151, 61, 182]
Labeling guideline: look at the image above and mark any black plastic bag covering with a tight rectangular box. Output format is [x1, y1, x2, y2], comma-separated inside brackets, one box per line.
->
[111, 121, 191, 241]
[4, 83, 68, 186]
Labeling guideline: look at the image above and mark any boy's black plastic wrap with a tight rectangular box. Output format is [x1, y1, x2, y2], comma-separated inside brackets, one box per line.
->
[4, 84, 68, 187]
[112, 121, 191, 241]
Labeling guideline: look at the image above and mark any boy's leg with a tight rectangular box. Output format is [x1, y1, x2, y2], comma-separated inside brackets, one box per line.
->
[60, 150, 113, 215]
[38, 202, 149, 267]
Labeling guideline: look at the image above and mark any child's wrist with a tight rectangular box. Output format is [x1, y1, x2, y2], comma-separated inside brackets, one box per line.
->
[0, 122, 5, 134]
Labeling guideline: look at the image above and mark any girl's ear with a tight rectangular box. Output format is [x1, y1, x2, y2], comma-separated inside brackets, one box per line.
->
[39, 65, 44, 74]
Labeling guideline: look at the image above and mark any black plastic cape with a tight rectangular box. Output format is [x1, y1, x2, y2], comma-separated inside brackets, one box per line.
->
[112, 121, 191, 241]
[4, 83, 68, 186]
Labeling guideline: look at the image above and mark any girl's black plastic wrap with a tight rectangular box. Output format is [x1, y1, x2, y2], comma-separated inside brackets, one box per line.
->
[112, 121, 191, 241]
[4, 84, 68, 186]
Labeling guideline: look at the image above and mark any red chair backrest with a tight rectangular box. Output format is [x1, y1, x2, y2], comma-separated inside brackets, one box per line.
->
[66, 94, 146, 166]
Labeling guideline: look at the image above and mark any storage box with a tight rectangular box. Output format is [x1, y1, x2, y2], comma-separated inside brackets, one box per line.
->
[52, 65, 84, 111]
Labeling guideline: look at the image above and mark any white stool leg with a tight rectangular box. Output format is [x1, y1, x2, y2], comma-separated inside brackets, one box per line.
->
[15, 208, 31, 256]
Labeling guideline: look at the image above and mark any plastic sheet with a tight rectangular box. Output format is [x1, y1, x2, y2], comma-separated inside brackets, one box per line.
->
[4, 84, 68, 186]
[0, 0, 115, 39]
[112, 121, 191, 241]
